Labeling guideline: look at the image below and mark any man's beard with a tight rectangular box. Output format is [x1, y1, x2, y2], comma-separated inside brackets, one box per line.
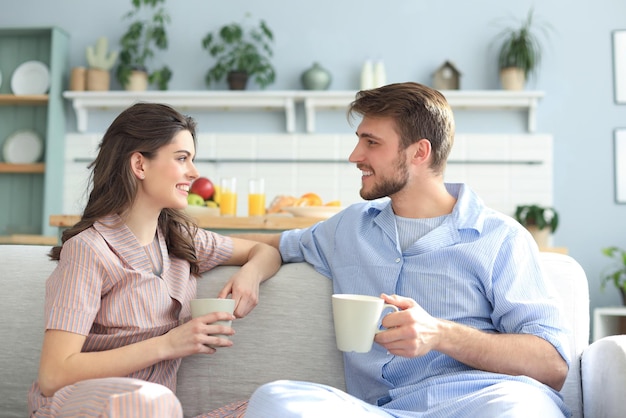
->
[360, 154, 409, 200]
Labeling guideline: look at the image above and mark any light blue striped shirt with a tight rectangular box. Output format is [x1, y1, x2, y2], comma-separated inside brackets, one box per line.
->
[279, 183, 570, 415]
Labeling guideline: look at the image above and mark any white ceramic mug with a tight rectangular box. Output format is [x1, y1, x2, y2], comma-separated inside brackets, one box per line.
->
[331, 294, 399, 353]
[190, 298, 236, 339]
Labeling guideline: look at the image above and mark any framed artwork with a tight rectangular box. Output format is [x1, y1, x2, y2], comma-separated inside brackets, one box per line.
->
[615, 129, 626, 203]
[613, 31, 626, 103]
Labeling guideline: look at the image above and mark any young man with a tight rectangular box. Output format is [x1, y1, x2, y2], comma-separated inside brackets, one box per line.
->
[241, 82, 570, 417]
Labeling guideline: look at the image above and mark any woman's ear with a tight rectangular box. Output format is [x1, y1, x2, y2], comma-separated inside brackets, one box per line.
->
[130, 152, 146, 180]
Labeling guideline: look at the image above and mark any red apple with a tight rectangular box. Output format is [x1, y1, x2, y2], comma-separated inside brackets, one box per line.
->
[190, 177, 215, 200]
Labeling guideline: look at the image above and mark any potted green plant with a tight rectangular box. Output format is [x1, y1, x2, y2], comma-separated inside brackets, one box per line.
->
[514, 204, 559, 247]
[600, 246, 626, 305]
[493, 8, 551, 90]
[201, 14, 275, 90]
[116, 0, 172, 91]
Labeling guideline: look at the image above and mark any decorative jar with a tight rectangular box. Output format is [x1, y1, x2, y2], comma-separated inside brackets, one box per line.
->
[301, 62, 332, 90]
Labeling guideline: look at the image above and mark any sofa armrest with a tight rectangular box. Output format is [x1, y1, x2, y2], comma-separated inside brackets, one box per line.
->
[581, 335, 626, 418]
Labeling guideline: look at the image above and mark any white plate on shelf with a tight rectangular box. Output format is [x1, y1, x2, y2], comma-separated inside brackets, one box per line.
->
[282, 206, 344, 218]
[10, 60, 50, 95]
[2, 130, 43, 163]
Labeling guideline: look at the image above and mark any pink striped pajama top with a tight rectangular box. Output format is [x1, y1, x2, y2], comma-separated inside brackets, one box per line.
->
[28, 214, 233, 413]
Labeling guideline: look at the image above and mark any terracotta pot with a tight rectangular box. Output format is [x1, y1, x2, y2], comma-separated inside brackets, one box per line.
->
[500, 67, 525, 91]
[86, 68, 110, 91]
[125, 70, 149, 91]
[70, 67, 86, 91]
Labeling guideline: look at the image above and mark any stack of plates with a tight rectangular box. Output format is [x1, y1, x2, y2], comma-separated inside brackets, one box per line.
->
[2, 130, 43, 163]
[10, 60, 50, 95]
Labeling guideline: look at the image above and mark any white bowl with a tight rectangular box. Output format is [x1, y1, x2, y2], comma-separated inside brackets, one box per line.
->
[282, 206, 344, 218]
[184, 205, 220, 219]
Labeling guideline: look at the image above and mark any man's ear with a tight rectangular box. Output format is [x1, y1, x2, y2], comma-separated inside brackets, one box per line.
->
[130, 152, 146, 180]
[409, 138, 432, 164]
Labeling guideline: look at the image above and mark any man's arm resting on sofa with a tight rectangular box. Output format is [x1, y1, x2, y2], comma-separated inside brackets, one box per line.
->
[230, 233, 281, 250]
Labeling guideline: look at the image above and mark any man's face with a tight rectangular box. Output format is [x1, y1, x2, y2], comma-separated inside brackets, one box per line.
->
[349, 116, 409, 200]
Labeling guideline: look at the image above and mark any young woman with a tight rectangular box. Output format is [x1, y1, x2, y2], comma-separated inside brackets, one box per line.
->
[28, 103, 281, 417]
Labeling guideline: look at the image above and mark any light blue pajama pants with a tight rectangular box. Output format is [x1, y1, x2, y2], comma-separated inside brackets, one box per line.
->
[244, 379, 567, 418]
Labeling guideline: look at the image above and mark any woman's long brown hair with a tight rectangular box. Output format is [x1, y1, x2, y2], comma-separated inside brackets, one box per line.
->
[50, 102, 202, 276]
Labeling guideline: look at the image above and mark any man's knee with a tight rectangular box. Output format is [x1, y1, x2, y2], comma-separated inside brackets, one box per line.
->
[477, 381, 565, 417]
[246, 380, 392, 418]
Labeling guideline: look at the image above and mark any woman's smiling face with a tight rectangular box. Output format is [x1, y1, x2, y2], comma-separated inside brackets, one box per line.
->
[140, 130, 199, 210]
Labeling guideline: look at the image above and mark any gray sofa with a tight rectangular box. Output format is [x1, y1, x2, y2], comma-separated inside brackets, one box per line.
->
[1, 245, 625, 418]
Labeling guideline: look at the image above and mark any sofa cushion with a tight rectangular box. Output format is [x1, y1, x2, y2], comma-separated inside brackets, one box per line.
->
[177, 263, 346, 417]
[0, 245, 55, 418]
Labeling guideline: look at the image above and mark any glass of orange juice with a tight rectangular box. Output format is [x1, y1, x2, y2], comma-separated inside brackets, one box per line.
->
[248, 178, 266, 217]
[219, 177, 237, 216]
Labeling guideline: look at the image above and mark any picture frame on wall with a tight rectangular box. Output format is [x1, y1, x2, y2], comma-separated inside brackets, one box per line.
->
[614, 129, 626, 203]
[613, 30, 626, 103]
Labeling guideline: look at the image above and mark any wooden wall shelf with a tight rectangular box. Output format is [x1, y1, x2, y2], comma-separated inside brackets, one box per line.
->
[64, 90, 544, 134]
[0, 163, 45, 173]
[0, 234, 57, 245]
[0, 94, 48, 105]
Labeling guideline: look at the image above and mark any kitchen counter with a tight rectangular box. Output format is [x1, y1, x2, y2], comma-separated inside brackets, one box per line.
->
[50, 214, 325, 238]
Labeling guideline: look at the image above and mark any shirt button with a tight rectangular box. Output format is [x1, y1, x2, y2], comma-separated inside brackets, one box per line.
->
[395, 258, 401, 263]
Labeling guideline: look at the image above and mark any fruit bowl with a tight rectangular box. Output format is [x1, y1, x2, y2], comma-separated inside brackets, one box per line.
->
[282, 206, 344, 218]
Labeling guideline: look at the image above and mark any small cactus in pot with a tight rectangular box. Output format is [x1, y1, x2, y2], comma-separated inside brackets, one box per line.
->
[85, 37, 118, 91]
[87, 37, 118, 71]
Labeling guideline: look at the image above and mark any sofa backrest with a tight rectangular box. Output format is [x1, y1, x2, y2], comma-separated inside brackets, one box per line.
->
[177, 263, 346, 416]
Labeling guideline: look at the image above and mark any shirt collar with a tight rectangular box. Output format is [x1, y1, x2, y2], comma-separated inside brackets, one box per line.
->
[93, 214, 170, 275]
[367, 183, 486, 238]
[446, 183, 486, 233]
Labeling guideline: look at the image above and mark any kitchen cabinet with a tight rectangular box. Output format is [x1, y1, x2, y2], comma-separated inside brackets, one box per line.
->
[49, 214, 325, 243]
[0, 27, 69, 239]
